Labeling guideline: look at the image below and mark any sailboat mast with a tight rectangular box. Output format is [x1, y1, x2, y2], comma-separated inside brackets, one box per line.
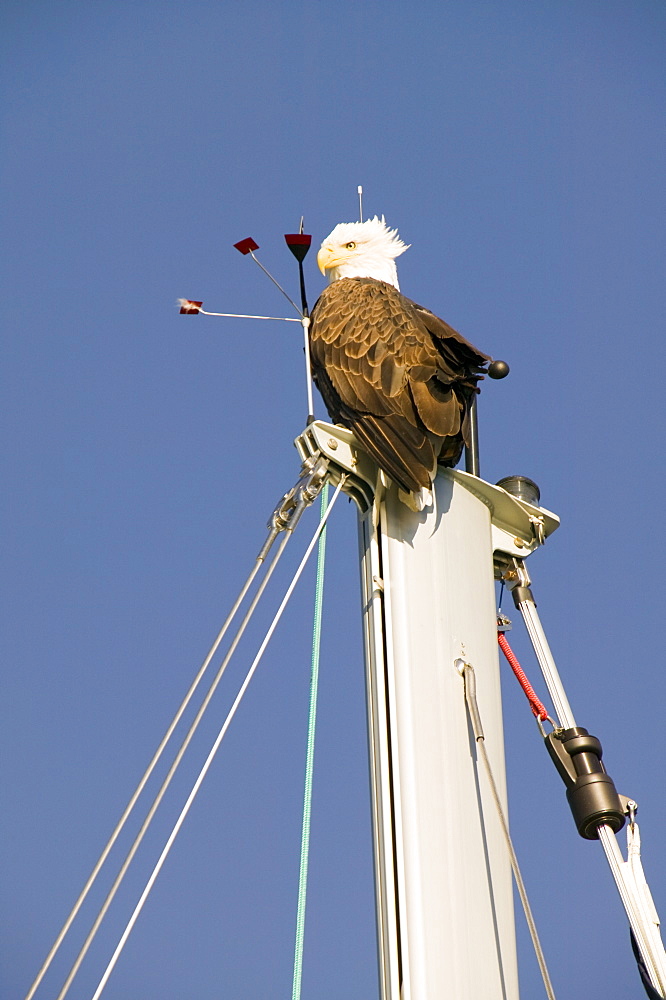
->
[295, 415, 558, 997]
[358, 472, 520, 999]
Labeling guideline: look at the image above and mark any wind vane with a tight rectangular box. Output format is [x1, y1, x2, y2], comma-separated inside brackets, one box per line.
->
[178, 223, 315, 421]
[284, 217, 311, 317]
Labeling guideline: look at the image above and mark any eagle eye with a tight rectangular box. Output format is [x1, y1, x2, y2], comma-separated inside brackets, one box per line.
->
[344, 241, 356, 250]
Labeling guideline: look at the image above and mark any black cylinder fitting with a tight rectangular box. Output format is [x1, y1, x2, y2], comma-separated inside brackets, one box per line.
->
[511, 585, 535, 608]
[545, 727, 625, 840]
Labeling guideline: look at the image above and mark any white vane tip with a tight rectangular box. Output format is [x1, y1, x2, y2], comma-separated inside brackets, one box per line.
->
[178, 298, 203, 314]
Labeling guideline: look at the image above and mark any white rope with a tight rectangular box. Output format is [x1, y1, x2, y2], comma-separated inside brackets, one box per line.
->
[598, 823, 666, 995]
[89, 478, 345, 1000]
[627, 817, 662, 935]
[625, 817, 666, 995]
[25, 526, 283, 1000]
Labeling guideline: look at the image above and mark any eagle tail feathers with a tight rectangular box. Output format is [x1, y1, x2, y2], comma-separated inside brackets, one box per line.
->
[350, 413, 436, 495]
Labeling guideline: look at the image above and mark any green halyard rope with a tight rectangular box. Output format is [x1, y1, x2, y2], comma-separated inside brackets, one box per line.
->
[291, 483, 329, 1000]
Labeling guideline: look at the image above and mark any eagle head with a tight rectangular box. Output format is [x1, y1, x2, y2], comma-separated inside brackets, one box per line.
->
[317, 216, 410, 290]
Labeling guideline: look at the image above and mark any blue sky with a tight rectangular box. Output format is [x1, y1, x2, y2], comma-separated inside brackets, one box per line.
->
[3, 2, 665, 997]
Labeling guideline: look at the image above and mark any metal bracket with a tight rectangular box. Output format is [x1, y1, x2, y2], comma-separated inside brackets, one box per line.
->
[294, 420, 377, 512]
[295, 421, 563, 537]
[449, 470, 559, 565]
[620, 795, 637, 821]
[496, 612, 512, 633]
[495, 555, 537, 601]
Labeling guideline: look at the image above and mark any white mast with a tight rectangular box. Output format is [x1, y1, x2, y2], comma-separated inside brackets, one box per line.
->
[296, 421, 559, 999]
[361, 474, 518, 999]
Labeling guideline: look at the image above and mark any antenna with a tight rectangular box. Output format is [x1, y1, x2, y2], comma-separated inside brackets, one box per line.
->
[464, 359, 510, 477]
[357, 185, 363, 223]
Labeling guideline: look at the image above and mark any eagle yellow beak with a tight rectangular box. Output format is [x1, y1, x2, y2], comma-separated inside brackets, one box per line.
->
[317, 245, 336, 275]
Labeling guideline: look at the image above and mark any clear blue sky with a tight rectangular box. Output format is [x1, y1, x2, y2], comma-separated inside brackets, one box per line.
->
[2, 2, 665, 997]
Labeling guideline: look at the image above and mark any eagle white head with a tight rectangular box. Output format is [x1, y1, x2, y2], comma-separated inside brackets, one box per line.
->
[317, 216, 410, 291]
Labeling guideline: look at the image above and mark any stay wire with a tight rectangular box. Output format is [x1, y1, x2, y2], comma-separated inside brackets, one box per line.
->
[90, 476, 346, 1000]
[291, 484, 329, 1000]
[461, 662, 557, 1000]
[56, 490, 324, 1000]
[54, 518, 304, 1000]
[24, 524, 283, 1000]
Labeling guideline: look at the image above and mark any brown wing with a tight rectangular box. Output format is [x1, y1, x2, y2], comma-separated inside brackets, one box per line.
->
[309, 277, 489, 493]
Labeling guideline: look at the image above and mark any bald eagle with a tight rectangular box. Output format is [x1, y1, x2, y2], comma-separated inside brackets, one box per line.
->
[310, 217, 490, 504]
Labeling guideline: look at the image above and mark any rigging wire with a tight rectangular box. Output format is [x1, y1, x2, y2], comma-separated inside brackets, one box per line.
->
[44, 454, 330, 1000]
[24, 524, 284, 1000]
[291, 484, 329, 1000]
[53, 528, 295, 1000]
[459, 660, 557, 1000]
[89, 476, 346, 1000]
[510, 571, 666, 995]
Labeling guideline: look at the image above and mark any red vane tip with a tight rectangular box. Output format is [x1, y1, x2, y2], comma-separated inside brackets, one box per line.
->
[234, 237, 260, 255]
[178, 299, 203, 314]
[284, 233, 312, 262]
[284, 234, 312, 246]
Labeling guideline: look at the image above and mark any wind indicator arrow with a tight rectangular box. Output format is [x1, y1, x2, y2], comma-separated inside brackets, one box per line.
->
[178, 299, 203, 314]
[284, 223, 314, 419]
[233, 237, 260, 255]
[179, 227, 314, 422]
[284, 232, 311, 263]
[284, 227, 311, 319]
